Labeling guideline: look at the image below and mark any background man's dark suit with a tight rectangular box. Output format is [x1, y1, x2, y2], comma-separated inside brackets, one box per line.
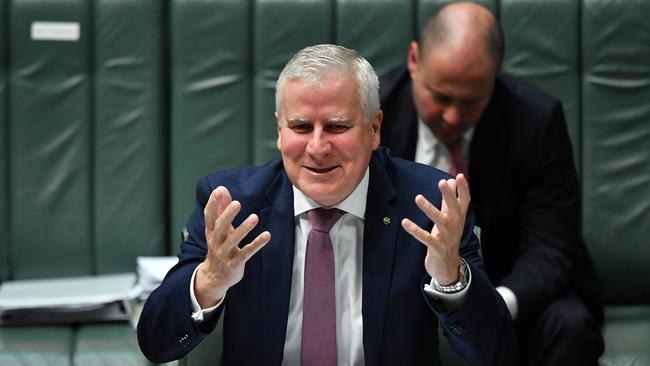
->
[138, 147, 516, 365]
[379, 65, 603, 355]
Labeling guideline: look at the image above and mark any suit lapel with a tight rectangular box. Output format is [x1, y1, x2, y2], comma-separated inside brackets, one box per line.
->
[362, 155, 399, 366]
[259, 171, 295, 365]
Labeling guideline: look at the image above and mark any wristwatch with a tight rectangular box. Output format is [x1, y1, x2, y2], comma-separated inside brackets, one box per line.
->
[432, 260, 469, 294]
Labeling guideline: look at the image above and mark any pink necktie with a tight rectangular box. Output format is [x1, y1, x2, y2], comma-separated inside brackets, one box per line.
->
[448, 141, 468, 178]
[301, 208, 345, 366]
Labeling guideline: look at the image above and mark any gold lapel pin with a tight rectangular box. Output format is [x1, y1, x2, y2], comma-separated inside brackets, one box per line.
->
[383, 217, 391, 225]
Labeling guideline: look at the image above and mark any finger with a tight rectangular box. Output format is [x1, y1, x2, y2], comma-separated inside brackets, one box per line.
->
[205, 186, 231, 232]
[240, 231, 271, 262]
[438, 179, 460, 213]
[216, 186, 233, 216]
[448, 177, 458, 194]
[456, 174, 471, 216]
[225, 213, 261, 253]
[401, 218, 437, 250]
[211, 200, 241, 246]
[205, 189, 220, 232]
[414, 194, 444, 224]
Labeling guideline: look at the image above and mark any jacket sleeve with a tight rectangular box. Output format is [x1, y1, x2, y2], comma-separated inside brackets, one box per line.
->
[137, 177, 224, 363]
[499, 102, 584, 320]
[427, 207, 518, 366]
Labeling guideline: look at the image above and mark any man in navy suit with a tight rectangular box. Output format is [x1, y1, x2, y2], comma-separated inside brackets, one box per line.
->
[138, 44, 516, 365]
[379, 3, 603, 365]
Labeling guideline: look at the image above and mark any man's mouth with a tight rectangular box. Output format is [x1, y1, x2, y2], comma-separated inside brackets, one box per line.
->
[306, 166, 338, 174]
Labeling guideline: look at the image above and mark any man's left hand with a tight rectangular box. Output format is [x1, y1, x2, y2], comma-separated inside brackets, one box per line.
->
[401, 173, 470, 285]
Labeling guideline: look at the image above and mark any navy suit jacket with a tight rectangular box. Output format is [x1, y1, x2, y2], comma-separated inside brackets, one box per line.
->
[138, 147, 516, 365]
[379, 65, 603, 325]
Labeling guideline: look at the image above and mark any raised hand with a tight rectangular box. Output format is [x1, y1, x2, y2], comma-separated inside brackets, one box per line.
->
[195, 186, 271, 308]
[401, 174, 471, 284]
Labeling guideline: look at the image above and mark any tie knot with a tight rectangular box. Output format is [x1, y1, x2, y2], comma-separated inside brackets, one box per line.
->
[447, 140, 463, 156]
[307, 208, 345, 233]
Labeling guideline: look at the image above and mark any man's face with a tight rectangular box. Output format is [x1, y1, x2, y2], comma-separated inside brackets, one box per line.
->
[407, 41, 496, 146]
[276, 74, 382, 207]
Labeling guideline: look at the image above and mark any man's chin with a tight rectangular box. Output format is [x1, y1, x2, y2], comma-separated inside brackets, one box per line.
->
[302, 186, 342, 207]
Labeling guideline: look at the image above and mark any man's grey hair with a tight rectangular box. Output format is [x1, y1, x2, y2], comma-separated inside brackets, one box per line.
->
[275, 44, 380, 122]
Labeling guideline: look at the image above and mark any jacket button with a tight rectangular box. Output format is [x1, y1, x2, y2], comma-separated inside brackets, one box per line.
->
[179, 334, 191, 347]
[450, 323, 466, 336]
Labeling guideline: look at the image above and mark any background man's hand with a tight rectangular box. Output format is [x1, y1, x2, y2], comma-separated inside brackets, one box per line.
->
[401, 174, 470, 284]
[195, 186, 271, 308]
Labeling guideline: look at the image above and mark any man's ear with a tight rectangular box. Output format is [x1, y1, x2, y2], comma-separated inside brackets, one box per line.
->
[407, 41, 420, 78]
[371, 110, 383, 149]
[275, 112, 282, 151]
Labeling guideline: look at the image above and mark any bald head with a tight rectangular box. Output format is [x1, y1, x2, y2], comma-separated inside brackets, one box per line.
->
[419, 2, 504, 70]
[406, 2, 502, 147]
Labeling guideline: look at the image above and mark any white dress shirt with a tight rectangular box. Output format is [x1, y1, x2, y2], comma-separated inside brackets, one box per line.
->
[282, 168, 370, 366]
[414, 118, 519, 320]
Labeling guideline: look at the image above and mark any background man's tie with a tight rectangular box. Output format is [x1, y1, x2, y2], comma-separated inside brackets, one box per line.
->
[301, 207, 345, 366]
[448, 141, 468, 178]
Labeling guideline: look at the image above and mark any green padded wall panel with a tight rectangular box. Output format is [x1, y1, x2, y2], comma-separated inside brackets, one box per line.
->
[94, 0, 166, 273]
[170, 0, 251, 252]
[9, 0, 92, 279]
[336, 0, 413, 76]
[73, 324, 154, 366]
[582, 0, 650, 304]
[253, 0, 333, 164]
[0, 0, 9, 281]
[501, 0, 581, 169]
[417, 0, 497, 32]
[0, 327, 73, 366]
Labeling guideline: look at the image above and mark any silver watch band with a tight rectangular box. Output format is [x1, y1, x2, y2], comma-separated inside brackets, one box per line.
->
[432, 260, 469, 294]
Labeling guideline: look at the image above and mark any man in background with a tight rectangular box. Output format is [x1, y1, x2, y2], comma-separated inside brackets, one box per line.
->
[380, 2, 603, 365]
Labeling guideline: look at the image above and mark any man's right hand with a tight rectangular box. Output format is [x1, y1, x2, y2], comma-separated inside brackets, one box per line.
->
[194, 186, 271, 308]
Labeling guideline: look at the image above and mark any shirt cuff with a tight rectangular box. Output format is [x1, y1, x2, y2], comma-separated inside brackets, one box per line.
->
[423, 258, 472, 312]
[190, 262, 225, 323]
[496, 286, 518, 320]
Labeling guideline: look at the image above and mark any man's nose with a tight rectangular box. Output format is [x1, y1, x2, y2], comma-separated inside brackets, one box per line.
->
[306, 129, 331, 156]
[443, 106, 462, 127]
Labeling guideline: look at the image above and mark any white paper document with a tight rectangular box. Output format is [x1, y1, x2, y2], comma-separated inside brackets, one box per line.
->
[137, 256, 178, 283]
[133, 256, 178, 301]
[0, 273, 136, 325]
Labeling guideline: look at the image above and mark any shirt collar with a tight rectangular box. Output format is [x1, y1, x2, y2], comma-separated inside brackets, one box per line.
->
[417, 118, 439, 154]
[292, 168, 369, 220]
[417, 118, 476, 153]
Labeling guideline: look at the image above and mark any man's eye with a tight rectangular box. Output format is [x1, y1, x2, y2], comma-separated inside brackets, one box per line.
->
[291, 124, 312, 133]
[326, 124, 350, 133]
[461, 99, 481, 108]
[434, 94, 452, 105]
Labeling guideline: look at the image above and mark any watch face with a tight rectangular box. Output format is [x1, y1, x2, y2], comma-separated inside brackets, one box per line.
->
[459, 261, 469, 285]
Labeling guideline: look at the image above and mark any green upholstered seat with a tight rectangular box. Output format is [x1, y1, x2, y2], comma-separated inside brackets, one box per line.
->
[600, 307, 650, 366]
[72, 324, 155, 366]
[0, 327, 73, 366]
